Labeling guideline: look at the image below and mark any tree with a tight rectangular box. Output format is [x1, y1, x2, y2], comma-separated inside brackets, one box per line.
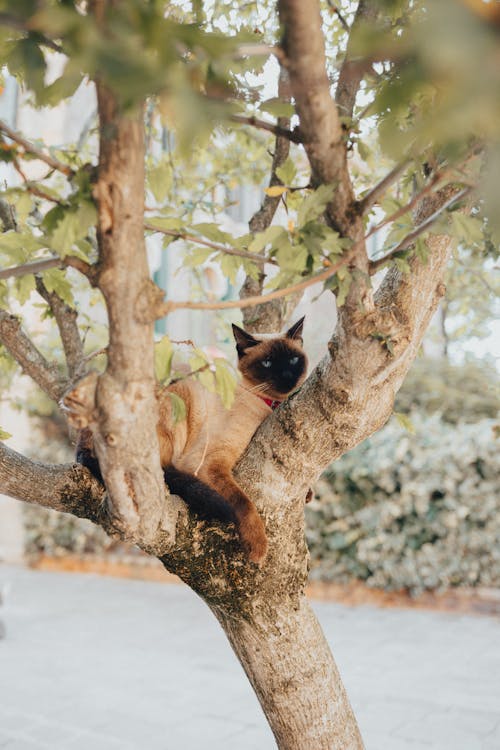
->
[0, 1, 498, 747]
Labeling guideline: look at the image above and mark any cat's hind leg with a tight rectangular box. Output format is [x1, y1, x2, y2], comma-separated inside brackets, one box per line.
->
[203, 464, 268, 564]
[76, 427, 103, 484]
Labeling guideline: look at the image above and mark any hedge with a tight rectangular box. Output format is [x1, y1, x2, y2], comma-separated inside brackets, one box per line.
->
[306, 416, 500, 593]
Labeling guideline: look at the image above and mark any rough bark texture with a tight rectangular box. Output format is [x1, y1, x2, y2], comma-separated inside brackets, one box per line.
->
[278, 0, 371, 314]
[0, 309, 68, 401]
[214, 599, 362, 749]
[77, 83, 175, 547]
[35, 278, 85, 381]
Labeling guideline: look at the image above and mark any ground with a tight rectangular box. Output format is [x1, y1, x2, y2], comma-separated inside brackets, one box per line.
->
[0, 565, 499, 750]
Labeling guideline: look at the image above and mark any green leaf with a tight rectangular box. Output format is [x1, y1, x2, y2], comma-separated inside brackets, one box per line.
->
[275, 156, 297, 187]
[147, 216, 184, 233]
[192, 223, 232, 244]
[297, 184, 336, 227]
[168, 392, 186, 423]
[394, 411, 416, 434]
[248, 225, 285, 255]
[0, 231, 45, 263]
[0, 427, 12, 441]
[154, 336, 174, 383]
[213, 358, 237, 409]
[39, 67, 84, 107]
[273, 233, 308, 273]
[219, 253, 242, 284]
[41, 269, 73, 306]
[336, 270, 352, 307]
[8, 38, 47, 98]
[357, 140, 372, 163]
[147, 161, 172, 203]
[394, 257, 411, 274]
[259, 98, 295, 117]
[449, 212, 484, 247]
[185, 246, 215, 265]
[13, 274, 36, 305]
[50, 202, 97, 256]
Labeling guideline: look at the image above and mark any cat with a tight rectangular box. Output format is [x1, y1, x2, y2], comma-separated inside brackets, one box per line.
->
[76, 316, 308, 564]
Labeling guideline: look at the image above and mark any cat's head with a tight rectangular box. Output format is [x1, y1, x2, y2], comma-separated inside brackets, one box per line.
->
[232, 317, 308, 400]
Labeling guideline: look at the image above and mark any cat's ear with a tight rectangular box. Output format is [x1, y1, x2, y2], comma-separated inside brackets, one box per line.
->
[285, 316, 305, 342]
[232, 324, 259, 357]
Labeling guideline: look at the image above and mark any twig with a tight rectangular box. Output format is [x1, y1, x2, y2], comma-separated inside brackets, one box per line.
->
[144, 222, 276, 265]
[0, 119, 74, 177]
[369, 186, 474, 273]
[230, 114, 301, 144]
[35, 277, 85, 379]
[326, 0, 350, 31]
[82, 346, 108, 363]
[169, 363, 211, 385]
[234, 44, 285, 61]
[357, 159, 412, 215]
[365, 169, 449, 242]
[0, 255, 96, 282]
[335, 1, 380, 121]
[158, 243, 361, 315]
[158, 182, 475, 314]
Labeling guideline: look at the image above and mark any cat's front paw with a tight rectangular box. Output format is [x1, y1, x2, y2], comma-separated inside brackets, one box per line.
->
[238, 509, 268, 565]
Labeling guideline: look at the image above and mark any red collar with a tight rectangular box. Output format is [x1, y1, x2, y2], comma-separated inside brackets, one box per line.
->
[259, 396, 282, 410]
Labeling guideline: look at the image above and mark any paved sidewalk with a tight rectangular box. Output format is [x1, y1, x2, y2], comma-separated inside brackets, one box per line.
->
[0, 565, 499, 750]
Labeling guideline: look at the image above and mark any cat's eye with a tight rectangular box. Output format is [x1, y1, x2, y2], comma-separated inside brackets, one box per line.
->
[290, 356, 299, 365]
[262, 359, 272, 368]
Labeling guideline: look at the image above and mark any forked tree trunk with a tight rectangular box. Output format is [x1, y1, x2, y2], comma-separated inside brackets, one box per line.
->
[213, 598, 364, 749]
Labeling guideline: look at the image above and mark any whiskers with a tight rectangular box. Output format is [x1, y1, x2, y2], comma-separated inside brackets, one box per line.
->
[245, 382, 270, 395]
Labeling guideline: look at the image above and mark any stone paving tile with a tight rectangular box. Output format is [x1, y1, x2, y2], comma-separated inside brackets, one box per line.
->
[1, 564, 499, 750]
[392, 706, 500, 750]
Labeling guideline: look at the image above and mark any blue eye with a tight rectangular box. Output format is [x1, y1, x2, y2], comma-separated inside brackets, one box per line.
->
[262, 359, 272, 368]
[290, 356, 299, 365]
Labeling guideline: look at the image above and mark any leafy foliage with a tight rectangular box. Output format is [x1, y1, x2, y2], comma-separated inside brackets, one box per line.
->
[307, 416, 500, 593]
[395, 356, 499, 424]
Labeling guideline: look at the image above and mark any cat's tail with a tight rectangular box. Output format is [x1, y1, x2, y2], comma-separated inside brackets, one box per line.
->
[164, 466, 237, 525]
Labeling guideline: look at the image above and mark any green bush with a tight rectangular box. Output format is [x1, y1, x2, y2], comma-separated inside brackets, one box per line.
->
[394, 356, 499, 424]
[306, 416, 500, 593]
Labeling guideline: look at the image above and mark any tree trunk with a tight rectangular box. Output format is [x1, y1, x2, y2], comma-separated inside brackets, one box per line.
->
[213, 597, 364, 749]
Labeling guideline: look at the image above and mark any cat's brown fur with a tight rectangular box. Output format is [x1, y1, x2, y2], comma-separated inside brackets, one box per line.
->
[76, 317, 307, 564]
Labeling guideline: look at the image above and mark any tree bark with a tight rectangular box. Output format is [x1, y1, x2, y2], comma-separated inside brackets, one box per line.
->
[214, 598, 363, 749]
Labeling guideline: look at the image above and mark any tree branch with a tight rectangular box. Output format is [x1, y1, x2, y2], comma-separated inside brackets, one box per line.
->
[369, 186, 474, 274]
[159, 242, 361, 315]
[144, 223, 274, 265]
[86, 72, 172, 547]
[0, 441, 104, 522]
[326, 0, 350, 32]
[0, 310, 68, 402]
[0, 255, 96, 283]
[335, 0, 380, 123]
[230, 114, 302, 143]
[278, 0, 370, 313]
[357, 158, 412, 215]
[0, 198, 17, 231]
[241, 65, 301, 332]
[35, 278, 85, 380]
[0, 119, 74, 177]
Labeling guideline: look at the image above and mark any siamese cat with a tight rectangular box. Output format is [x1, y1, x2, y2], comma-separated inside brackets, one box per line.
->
[76, 317, 308, 564]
